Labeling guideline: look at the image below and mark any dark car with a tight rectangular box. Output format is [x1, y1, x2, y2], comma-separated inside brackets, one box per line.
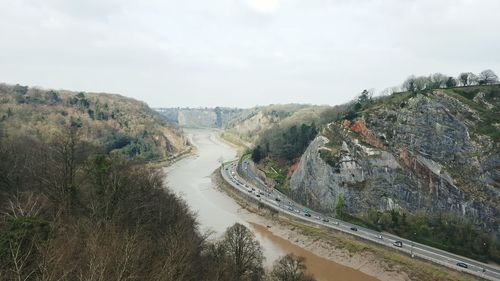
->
[350, 227, 358, 231]
[456, 262, 468, 269]
[304, 213, 311, 217]
[393, 241, 403, 248]
[275, 198, 281, 202]
[322, 218, 330, 222]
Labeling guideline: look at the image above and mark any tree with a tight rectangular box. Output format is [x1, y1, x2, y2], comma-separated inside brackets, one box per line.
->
[46, 90, 60, 105]
[402, 75, 416, 93]
[251, 145, 263, 163]
[430, 73, 448, 89]
[469, 73, 479, 85]
[335, 194, 345, 219]
[414, 76, 431, 91]
[478, 69, 499, 85]
[221, 223, 264, 281]
[270, 254, 315, 281]
[458, 72, 471, 86]
[445, 77, 457, 88]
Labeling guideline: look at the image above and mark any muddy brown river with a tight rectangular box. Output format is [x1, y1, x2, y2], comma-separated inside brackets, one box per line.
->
[165, 129, 378, 281]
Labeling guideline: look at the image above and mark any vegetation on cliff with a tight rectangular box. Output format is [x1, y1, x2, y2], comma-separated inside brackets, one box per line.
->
[245, 74, 499, 263]
[0, 83, 188, 161]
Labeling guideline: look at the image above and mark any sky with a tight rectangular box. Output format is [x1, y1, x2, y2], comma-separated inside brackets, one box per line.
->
[1, 0, 499, 108]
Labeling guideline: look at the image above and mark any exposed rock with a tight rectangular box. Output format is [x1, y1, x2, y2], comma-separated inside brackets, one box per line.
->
[290, 90, 500, 235]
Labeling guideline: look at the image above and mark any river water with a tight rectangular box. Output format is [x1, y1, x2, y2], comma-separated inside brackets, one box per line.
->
[165, 129, 378, 281]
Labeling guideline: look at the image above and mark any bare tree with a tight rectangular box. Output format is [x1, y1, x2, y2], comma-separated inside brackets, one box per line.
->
[430, 73, 448, 88]
[458, 72, 471, 86]
[478, 69, 499, 85]
[402, 75, 416, 92]
[221, 223, 264, 281]
[445, 77, 457, 88]
[269, 254, 316, 281]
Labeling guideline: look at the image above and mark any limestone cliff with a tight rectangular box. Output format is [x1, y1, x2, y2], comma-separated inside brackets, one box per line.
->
[155, 107, 243, 128]
[290, 87, 500, 234]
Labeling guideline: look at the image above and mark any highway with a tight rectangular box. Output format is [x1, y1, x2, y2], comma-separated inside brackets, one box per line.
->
[221, 159, 500, 281]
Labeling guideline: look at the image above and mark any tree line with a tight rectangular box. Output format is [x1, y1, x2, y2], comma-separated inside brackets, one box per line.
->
[401, 69, 498, 93]
[252, 123, 318, 164]
[0, 126, 316, 281]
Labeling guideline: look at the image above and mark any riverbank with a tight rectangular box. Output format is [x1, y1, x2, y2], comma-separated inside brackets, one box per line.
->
[212, 169, 477, 281]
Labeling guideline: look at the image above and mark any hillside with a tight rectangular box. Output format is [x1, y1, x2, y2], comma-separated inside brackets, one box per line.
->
[224, 104, 330, 145]
[287, 85, 500, 262]
[0, 83, 189, 160]
[0, 83, 313, 281]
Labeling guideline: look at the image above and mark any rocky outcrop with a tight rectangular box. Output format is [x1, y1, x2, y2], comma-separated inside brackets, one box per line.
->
[290, 89, 500, 235]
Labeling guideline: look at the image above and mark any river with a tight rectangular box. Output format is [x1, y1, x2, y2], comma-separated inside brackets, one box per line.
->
[165, 129, 378, 281]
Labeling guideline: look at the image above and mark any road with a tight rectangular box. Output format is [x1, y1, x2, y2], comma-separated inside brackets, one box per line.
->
[221, 159, 500, 281]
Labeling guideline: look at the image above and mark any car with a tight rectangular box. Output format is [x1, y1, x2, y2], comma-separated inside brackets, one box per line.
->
[287, 206, 293, 211]
[377, 235, 383, 240]
[256, 194, 261, 197]
[294, 209, 300, 214]
[259, 192, 264, 195]
[275, 198, 281, 202]
[304, 213, 311, 217]
[332, 221, 339, 225]
[393, 241, 403, 247]
[350, 227, 358, 231]
[314, 216, 321, 220]
[322, 218, 329, 222]
[247, 189, 252, 193]
[251, 188, 255, 191]
[456, 262, 468, 269]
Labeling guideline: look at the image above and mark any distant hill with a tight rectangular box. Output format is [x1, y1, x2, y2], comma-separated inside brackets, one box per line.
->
[223, 104, 330, 145]
[0, 83, 189, 160]
[155, 107, 244, 129]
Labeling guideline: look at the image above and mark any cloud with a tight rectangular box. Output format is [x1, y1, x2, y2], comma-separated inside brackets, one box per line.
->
[0, 0, 499, 108]
[243, 0, 280, 14]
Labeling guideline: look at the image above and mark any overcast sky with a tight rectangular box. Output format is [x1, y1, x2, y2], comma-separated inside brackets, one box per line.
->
[1, 0, 499, 108]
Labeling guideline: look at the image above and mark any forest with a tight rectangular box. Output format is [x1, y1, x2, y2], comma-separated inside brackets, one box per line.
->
[0, 120, 315, 281]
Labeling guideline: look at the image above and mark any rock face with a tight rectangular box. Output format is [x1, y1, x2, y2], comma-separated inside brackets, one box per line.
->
[155, 107, 243, 128]
[290, 89, 500, 235]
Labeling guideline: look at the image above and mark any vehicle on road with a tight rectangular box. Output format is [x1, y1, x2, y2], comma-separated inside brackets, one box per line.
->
[287, 206, 293, 211]
[350, 227, 358, 231]
[322, 218, 329, 222]
[393, 241, 403, 247]
[456, 262, 468, 269]
[294, 209, 300, 214]
[332, 221, 339, 225]
[304, 213, 311, 217]
[275, 198, 281, 202]
[314, 216, 321, 220]
[377, 235, 383, 240]
[256, 194, 260, 197]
